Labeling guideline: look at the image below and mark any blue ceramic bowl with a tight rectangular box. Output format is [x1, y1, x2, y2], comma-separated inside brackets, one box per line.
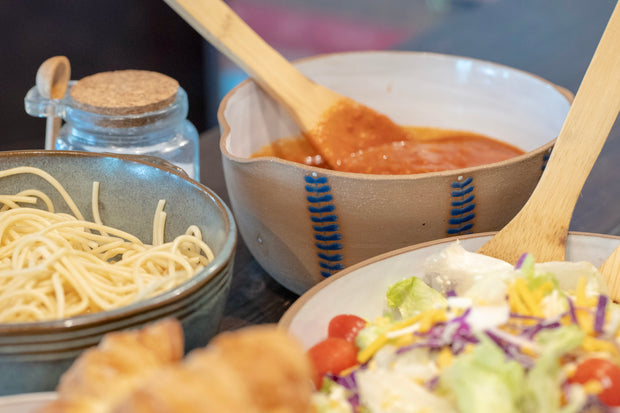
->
[0, 150, 237, 396]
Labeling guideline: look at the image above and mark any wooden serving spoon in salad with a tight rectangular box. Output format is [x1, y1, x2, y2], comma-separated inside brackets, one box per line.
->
[36, 56, 71, 150]
[477, 2, 620, 264]
[163, 0, 410, 171]
[600, 245, 620, 301]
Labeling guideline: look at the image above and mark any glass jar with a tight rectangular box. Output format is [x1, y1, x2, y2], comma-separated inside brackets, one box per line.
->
[25, 81, 200, 180]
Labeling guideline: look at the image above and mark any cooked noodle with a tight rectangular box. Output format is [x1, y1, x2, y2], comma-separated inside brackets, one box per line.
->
[0, 167, 215, 323]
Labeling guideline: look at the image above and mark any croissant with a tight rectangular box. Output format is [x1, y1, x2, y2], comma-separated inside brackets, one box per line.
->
[39, 320, 314, 413]
[206, 325, 314, 413]
[38, 317, 185, 413]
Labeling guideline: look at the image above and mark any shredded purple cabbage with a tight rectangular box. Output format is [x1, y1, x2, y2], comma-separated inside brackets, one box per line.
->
[509, 313, 545, 321]
[594, 294, 608, 334]
[505, 342, 536, 369]
[521, 320, 562, 339]
[579, 394, 616, 412]
[396, 308, 478, 356]
[329, 371, 360, 409]
[425, 375, 440, 391]
[485, 329, 535, 368]
[567, 296, 579, 324]
[515, 253, 529, 270]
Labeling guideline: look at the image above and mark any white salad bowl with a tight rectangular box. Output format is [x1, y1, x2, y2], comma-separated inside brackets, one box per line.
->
[279, 232, 620, 349]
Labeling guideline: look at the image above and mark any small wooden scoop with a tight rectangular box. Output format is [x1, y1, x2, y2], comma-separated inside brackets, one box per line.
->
[163, 0, 409, 170]
[36, 56, 71, 150]
[477, 2, 620, 264]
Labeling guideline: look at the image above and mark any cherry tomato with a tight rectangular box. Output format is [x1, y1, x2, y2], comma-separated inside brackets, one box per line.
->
[569, 358, 620, 406]
[328, 314, 367, 342]
[307, 337, 358, 388]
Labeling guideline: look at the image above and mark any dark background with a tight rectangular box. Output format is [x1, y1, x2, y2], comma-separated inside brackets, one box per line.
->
[1, 0, 617, 151]
[0, 0, 218, 151]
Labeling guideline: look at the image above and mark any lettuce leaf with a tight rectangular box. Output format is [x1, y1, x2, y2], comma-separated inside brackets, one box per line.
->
[523, 325, 585, 413]
[386, 276, 446, 318]
[439, 335, 525, 413]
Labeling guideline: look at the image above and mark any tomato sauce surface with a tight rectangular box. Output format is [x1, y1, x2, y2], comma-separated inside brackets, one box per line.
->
[251, 126, 525, 175]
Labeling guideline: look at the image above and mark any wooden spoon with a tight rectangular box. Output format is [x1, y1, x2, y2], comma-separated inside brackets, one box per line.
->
[477, 2, 620, 264]
[36, 56, 71, 150]
[163, 0, 410, 170]
[600, 244, 620, 301]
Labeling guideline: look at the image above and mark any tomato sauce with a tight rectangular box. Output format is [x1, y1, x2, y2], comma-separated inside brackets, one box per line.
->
[251, 125, 525, 175]
[308, 100, 410, 169]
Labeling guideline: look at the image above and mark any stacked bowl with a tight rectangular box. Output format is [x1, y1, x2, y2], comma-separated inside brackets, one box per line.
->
[0, 150, 236, 395]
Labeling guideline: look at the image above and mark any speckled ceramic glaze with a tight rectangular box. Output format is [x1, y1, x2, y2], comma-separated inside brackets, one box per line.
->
[279, 232, 620, 349]
[219, 51, 572, 295]
[0, 150, 237, 396]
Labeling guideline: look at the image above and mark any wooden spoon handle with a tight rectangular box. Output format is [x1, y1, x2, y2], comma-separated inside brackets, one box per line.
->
[45, 118, 61, 150]
[601, 243, 620, 301]
[478, 2, 620, 264]
[163, 0, 341, 130]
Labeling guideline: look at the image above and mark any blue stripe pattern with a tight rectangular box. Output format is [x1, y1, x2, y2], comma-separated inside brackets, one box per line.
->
[447, 176, 476, 235]
[305, 174, 344, 278]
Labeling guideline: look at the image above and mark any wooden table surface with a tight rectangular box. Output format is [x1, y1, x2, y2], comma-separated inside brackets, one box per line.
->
[201, 0, 620, 333]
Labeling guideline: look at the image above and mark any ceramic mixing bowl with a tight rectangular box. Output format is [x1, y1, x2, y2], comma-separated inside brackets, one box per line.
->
[280, 232, 620, 349]
[0, 150, 237, 396]
[219, 51, 572, 295]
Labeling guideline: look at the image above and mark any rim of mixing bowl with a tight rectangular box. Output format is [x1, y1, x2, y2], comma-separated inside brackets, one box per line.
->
[218, 50, 573, 180]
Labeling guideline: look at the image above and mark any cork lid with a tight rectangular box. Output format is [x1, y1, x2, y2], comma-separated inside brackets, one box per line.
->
[70, 70, 179, 116]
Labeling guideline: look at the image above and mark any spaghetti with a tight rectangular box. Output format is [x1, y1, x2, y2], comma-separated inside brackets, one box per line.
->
[0, 167, 215, 323]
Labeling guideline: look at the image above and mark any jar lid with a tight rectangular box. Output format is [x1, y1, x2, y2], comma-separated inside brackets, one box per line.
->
[70, 70, 179, 116]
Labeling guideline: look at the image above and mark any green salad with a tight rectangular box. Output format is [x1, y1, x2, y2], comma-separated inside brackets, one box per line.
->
[307, 242, 619, 413]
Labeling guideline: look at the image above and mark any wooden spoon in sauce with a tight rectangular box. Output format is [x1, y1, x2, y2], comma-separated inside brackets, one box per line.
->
[163, 0, 411, 171]
[36, 56, 71, 150]
[477, 2, 620, 264]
